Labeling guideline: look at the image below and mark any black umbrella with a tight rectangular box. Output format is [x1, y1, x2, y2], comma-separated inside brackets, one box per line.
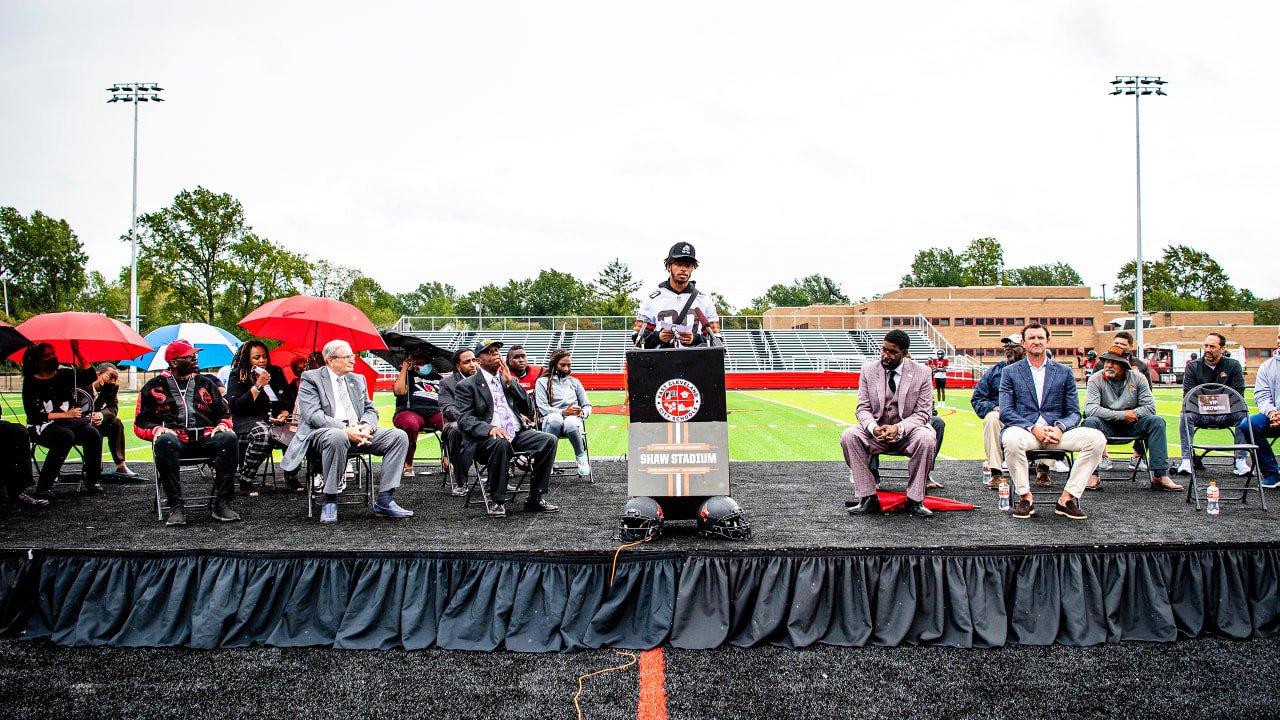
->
[374, 331, 454, 373]
[0, 321, 33, 359]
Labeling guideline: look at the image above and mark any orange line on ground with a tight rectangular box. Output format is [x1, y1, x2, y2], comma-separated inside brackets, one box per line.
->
[636, 648, 668, 720]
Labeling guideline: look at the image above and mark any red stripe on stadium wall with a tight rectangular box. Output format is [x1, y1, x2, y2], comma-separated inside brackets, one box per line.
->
[576, 371, 977, 391]
[636, 648, 668, 720]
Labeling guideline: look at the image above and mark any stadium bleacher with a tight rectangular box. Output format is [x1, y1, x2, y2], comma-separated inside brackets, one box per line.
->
[394, 327, 941, 374]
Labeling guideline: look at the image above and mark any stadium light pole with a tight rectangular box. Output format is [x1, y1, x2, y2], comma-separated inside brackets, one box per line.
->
[107, 82, 164, 389]
[1110, 75, 1166, 352]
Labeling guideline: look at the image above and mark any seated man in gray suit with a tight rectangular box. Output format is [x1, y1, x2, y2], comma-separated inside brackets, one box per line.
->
[841, 329, 936, 518]
[280, 339, 412, 524]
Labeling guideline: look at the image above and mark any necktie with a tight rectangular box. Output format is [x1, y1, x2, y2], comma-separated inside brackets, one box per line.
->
[339, 376, 360, 427]
[888, 369, 897, 393]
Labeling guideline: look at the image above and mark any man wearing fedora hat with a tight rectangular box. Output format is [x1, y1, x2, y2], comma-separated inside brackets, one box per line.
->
[1082, 346, 1181, 492]
[633, 243, 723, 349]
[454, 338, 559, 517]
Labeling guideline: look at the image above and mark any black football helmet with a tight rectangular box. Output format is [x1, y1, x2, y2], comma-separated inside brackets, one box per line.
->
[697, 496, 752, 540]
[617, 496, 664, 542]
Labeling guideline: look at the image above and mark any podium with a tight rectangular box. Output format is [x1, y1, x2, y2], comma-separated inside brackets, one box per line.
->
[626, 347, 730, 520]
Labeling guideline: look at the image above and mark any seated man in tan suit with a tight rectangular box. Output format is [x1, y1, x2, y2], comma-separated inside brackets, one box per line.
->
[841, 329, 936, 518]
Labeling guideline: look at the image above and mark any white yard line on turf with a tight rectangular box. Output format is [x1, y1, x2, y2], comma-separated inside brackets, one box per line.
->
[738, 391, 957, 460]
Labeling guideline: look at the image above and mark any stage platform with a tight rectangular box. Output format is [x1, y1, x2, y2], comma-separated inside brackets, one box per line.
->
[1, 460, 1276, 651]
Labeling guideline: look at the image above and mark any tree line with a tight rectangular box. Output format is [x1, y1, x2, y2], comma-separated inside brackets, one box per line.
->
[2, 189, 1276, 335]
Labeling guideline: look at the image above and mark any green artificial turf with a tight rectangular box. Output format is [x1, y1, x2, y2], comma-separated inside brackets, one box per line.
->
[2, 387, 1258, 465]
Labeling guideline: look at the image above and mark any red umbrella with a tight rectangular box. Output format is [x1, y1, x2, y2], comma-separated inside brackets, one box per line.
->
[268, 344, 377, 399]
[238, 296, 386, 353]
[871, 491, 976, 512]
[10, 312, 152, 363]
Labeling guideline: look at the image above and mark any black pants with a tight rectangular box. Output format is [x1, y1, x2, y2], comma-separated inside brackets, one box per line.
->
[31, 421, 102, 490]
[153, 432, 238, 504]
[473, 429, 556, 503]
[442, 421, 464, 485]
[1, 420, 34, 497]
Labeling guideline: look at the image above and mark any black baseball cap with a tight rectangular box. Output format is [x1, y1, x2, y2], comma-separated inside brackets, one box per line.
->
[666, 242, 697, 262]
[473, 338, 503, 355]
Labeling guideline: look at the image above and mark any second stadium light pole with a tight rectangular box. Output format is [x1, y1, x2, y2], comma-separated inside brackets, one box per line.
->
[107, 82, 164, 389]
[1110, 75, 1167, 352]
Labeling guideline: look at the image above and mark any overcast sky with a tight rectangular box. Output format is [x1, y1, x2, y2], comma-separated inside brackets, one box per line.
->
[3, 1, 1276, 311]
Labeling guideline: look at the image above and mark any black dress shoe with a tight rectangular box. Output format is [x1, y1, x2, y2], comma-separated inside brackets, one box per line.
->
[847, 494, 881, 515]
[79, 480, 106, 494]
[13, 492, 50, 508]
[523, 497, 560, 513]
[904, 499, 934, 518]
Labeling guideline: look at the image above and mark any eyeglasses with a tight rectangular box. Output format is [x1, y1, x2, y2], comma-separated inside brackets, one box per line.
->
[332, 354, 355, 360]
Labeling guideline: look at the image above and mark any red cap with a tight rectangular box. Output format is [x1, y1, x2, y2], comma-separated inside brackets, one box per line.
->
[164, 339, 201, 362]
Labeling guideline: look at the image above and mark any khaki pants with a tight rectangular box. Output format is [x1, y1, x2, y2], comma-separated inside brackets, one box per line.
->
[1002, 426, 1105, 498]
[982, 410, 1004, 471]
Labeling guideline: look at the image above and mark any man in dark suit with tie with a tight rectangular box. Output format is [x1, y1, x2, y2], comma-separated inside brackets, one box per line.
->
[454, 339, 559, 518]
[280, 339, 411, 524]
[841, 329, 936, 518]
[999, 323, 1105, 520]
[438, 348, 477, 495]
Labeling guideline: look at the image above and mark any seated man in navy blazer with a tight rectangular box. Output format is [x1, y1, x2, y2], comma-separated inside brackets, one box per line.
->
[455, 339, 559, 518]
[280, 339, 412, 524]
[999, 323, 1105, 520]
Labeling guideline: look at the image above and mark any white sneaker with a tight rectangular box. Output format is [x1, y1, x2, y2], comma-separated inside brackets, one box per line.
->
[1234, 458, 1252, 476]
[1052, 460, 1070, 473]
[1000, 463, 1009, 473]
[1174, 459, 1193, 475]
[1097, 456, 1114, 471]
[576, 453, 591, 476]
[1129, 457, 1148, 471]
[311, 474, 324, 492]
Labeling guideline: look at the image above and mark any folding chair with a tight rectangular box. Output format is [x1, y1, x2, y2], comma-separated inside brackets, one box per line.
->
[1181, 384, 1265, 511]
[1096, 435, 1148, 486]
[152, 454, 218, 521]
[29, 438, 89, 492]
[548, 421, 592, 482]
[463, 451, 533, 510]
[1024, 449, 1075, 499]
[305, 449, 376, 518]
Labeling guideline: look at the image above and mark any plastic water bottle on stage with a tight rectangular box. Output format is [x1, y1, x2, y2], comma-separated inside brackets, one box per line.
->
[998, 479, 1010, 511]
[1206, 482, 1220, 515]
[981, 461, 991, 484]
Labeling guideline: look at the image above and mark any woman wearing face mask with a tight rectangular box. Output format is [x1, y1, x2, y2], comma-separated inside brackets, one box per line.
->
[22, 341, 105, 498]
[534, 349, 593, 476]
[392, 352, 445, 477]
[226, 340, 297, 494]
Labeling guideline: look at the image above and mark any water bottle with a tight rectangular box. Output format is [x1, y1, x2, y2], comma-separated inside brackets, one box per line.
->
[982, 461, 992, 484]
[998, 480, 1011, 511]
[1206, 482, 1220, 515]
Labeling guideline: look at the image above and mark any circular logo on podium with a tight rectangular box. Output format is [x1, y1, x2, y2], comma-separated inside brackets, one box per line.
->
[656, 379, 701, 422]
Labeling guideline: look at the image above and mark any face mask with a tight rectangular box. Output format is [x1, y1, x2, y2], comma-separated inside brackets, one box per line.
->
[416, 364, 434, 377]
[554, 368, 570, 378]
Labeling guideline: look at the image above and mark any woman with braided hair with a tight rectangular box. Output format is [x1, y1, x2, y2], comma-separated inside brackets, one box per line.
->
[533, 349, 593, 476]
[225, 340, 298, 494]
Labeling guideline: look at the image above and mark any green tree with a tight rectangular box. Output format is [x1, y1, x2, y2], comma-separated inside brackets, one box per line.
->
[959, 237, 1004, 286]
[395, 282, 458, 317]
[77, 270, 128, 318]
[342, 275, 399, 328]
[1007, 262, 1084, 287]
[750, 274, 849, 311]
[218, 234, 312, 328]
[900, 247, 964, 287]
[303, 259, 360, 299]
[0, 206, 88, 318]
[1114, 245, 1246, 312]
[526, 269, 595, 316]
[592, 258, 642, 316]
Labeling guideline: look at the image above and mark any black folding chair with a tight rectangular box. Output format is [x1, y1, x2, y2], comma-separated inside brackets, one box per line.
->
[547, 420, 592, 482]
[1025, 449, 1075, 498]
[304, 450, 376, 518]
[1096, 435, 1149, 486]
[151, 453, 218, 521]
[1181, 384, 1265, 511]
[463, 452, 533, 510]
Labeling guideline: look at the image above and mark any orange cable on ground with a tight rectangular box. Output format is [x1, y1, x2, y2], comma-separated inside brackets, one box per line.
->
[572, 536, 654, 719]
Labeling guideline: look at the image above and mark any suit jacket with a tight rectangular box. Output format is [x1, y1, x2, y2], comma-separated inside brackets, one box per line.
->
[281, 368, 379, 472]
[856, 358, 933, 435]
[998, 357, 1080, 431]
[438, 372, 468, 423]
[454, 369, 535, 441]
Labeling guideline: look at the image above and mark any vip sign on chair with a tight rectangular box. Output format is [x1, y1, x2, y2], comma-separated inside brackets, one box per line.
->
[627, 347, 729, 519]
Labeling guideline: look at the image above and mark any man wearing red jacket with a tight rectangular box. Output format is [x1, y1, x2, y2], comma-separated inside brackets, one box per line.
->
[135, 340, 241, 526]
[507, 345, 543, 395]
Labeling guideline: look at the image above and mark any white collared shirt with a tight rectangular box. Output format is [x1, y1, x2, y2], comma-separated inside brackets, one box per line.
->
[327, 367, 351, 424]
[1028, 358, 1048, 426]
